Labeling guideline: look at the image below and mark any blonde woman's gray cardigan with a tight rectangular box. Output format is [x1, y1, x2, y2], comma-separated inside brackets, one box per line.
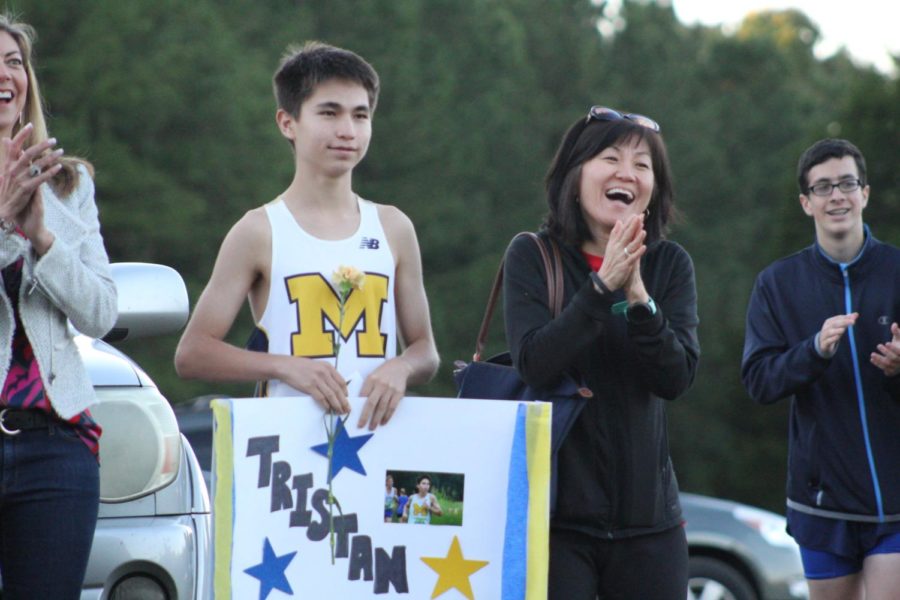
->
[0, 165, 117, 419]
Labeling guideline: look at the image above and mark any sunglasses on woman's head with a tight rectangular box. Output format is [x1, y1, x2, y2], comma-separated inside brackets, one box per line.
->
[586, 106, 660, 132]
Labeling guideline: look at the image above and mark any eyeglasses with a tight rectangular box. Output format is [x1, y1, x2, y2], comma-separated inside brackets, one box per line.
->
[586, 105, 660, 132]
[807, 179, 863, 197]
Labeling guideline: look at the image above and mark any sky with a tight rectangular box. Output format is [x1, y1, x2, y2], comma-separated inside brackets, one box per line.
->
[670, 0, 899, 75]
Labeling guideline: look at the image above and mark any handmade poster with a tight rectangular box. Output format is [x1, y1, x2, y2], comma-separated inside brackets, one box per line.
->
[211, 395, 550, 600]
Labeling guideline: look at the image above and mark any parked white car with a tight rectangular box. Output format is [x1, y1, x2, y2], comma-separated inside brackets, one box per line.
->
[0, 263, 211, 599]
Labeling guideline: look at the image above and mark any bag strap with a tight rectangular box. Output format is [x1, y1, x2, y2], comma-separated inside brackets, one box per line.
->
[473, 232, 563, 361]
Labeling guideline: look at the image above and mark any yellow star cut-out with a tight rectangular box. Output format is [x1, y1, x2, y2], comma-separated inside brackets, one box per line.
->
[420, 535, 489, 600]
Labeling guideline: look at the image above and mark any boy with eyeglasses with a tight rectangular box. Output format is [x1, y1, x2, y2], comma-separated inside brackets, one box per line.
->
[174, 42, 439, 430]
[742, 138, 900, 599]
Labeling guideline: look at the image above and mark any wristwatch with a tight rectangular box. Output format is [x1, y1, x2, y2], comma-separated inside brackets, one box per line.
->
[625, 297, 657, 323]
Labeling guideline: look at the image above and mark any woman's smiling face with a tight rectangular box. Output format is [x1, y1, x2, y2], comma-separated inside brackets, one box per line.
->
[0, 31, 27, 138]
[578, 136, 654, 236]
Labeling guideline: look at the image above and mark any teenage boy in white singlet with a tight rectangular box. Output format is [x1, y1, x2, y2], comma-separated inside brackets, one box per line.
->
[402, 475, 443, 525]
[175, 42, 439, 430]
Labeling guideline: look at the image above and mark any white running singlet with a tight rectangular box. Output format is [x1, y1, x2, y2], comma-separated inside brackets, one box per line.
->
[257, 196, 396, 397]
[408, 493, 433, 525]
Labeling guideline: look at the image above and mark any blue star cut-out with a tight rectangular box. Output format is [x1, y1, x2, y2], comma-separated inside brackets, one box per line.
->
[244, 537, 297, 600]
[311, 419, 374, 482]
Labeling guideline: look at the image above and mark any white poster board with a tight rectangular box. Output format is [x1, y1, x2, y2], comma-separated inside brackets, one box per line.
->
[211, 395, 550, 599]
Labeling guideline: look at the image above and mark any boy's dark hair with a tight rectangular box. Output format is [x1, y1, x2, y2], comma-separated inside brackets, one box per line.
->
[273, 41, 380, 117]
[797, 138, 867, 194]
[416, 475, 431, 485]
[544, 116, 676, 246]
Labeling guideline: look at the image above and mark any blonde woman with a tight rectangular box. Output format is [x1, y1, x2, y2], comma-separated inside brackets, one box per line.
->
[0, 15, 116, 599]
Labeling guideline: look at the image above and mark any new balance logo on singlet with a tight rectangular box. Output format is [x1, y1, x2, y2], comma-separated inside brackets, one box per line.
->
[360, 237, 380, 250]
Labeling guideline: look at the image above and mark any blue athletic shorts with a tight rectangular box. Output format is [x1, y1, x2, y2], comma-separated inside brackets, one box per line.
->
[790, 509, 900, 579]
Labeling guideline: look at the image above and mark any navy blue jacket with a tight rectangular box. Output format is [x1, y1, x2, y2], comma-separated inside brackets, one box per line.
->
[742, 232, 900, 522]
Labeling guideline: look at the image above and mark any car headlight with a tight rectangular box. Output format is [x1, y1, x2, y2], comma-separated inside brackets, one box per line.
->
[733, 504, 796, 548]
[91, 387, 182, 502]
[110, 574, 169, 600]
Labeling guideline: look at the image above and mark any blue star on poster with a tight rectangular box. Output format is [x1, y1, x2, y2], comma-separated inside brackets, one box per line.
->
[310, 418, 374, 481]
[244, 537, 297, 600]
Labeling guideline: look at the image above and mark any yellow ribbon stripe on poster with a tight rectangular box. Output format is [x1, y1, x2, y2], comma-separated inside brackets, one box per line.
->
[526, 403, 551, 598]
[212, 400, 234, 598]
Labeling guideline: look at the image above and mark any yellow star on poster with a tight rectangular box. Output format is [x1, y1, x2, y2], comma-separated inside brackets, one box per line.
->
[421, 536, 489, 600]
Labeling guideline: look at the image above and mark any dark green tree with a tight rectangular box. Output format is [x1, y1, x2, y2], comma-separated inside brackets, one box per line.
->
[6, 0, 898, 513]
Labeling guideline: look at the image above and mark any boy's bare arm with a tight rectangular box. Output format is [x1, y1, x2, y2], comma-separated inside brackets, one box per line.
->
[175, 210, 349, 413]
[356, 206, 440, 429]
[429, 494, 443, 516]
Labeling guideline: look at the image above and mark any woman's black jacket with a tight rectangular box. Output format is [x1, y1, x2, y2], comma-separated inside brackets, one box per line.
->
[503, 230, 700, 538]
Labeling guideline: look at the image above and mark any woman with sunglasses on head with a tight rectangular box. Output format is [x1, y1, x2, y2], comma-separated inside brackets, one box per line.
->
[503, 107, 699, 599]
[0, 15, 116, 599]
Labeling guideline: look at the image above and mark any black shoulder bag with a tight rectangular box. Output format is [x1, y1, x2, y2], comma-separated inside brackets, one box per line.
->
[453, 232, 591, 511]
